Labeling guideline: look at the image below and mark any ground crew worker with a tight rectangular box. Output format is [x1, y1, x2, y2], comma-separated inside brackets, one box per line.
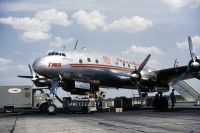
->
[153, 93, 160, 110]
[170, 89, 175, 110]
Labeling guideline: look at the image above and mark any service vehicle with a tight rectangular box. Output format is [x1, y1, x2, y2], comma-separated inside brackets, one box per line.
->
[63, 97, 97, 113]
[0, 85, 50, 113]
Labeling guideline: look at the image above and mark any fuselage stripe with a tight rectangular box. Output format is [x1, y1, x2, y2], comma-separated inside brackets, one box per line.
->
[70, 64, 134, 72]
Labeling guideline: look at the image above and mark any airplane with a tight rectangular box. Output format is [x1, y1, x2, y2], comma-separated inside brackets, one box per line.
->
[18, 36, 200, 114]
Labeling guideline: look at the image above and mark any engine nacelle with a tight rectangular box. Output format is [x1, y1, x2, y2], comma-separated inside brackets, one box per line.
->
[130, 70, 158, 93]
[140, 70, 157, 82]
[188, 58, 200, 72]
[137, 79, 154, 92]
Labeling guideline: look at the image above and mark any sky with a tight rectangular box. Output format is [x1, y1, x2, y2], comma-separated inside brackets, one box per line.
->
[0, 0, 200, 98]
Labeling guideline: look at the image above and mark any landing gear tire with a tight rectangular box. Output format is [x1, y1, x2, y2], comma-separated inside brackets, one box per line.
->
[39, 102, 48, 113]
[82, 107, 89, 114]
[4, 106, 14, 113]
[47, 104, 57, 115]
[64, 108, 70, 114]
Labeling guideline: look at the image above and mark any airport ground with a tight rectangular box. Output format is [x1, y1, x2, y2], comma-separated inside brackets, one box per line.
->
[0, 107, 200, 133]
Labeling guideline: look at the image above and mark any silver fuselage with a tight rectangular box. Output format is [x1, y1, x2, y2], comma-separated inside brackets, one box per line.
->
[33, 51, 154, 89]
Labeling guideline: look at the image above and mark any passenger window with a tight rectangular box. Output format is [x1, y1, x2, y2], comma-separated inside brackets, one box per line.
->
[55, 52, 59, 55]
[116, 62, 118, 65]
[87, 58, 91, 62]
[123, 63, 125, 67]
[95, 59, 99, 64]
[62, 53, 66, 56]
[79, 59, 83, 64]
[128, 64, 130, 68]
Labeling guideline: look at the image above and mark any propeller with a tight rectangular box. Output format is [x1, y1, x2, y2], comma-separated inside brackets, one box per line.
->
[129, 54, 151, 96]
[18, 64, 46, 86]
[172, 36, 200, 85]
[130, 54, 151, 81]
[18, 64, 34, 79]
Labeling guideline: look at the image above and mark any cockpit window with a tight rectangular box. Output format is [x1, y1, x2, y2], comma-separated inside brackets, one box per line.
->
[62, 53, 66, 56]
[47, 51, 66, 56]
[48, 51, 55, 55]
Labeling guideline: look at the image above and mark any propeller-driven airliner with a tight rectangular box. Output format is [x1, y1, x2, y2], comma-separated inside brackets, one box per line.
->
[19, 36, 200, 114]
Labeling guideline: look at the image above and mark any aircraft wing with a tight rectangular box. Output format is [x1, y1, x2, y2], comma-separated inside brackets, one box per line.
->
[155, 65, 192, 84]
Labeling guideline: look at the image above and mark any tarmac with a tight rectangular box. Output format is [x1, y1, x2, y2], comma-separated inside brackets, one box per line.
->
[0, 108, 200, 133]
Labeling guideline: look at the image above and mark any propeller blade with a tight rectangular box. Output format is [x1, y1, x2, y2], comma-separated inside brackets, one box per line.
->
[28, 64, 33, 76]
[18, 75, 33, 78]
[137, 54, 151, 73]
[188, 36, 196, 62]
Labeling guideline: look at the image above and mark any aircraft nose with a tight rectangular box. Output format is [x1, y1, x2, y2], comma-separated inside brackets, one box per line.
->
[32, 57, 46, 74]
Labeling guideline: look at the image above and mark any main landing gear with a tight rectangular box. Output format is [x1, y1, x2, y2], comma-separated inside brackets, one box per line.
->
[45, 77, 64, 115]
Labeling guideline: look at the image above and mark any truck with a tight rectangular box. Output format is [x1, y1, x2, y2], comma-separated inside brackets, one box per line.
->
[0, 85, 50, 113]
[63, 97, 97, 113]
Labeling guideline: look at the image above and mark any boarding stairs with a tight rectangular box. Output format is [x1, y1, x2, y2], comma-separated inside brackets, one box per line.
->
[172, 81, 200, 102]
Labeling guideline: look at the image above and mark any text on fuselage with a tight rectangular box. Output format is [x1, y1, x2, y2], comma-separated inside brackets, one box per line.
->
[48, 63, 61, 68]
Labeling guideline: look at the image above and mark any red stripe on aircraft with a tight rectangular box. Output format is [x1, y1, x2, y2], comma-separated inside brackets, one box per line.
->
[70, 64, 134, 72]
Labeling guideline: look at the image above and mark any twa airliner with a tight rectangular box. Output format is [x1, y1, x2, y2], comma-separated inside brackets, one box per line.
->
[19, 36, 200, 113]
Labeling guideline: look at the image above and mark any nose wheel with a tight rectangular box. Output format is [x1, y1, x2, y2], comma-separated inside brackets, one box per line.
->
[47, 104, 57, 115]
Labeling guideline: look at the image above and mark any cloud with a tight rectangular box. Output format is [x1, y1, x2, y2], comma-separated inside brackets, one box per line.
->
[35, 8, 70, 26]
[0, 58, 12, 66]
[122, 45, 163, 55]
[104, 16, 153, 32]
[0, 8, 70, 42]
[0, 57, 27, 72]
[165, 0, 200, 10]
[0, 9, 153, 44]
[176, 35, 200, 49]
[0, 17, 50, 32]
[22, 31, 51, 42]
[73, 10, 153, 32]
[73, 10, 106, 30]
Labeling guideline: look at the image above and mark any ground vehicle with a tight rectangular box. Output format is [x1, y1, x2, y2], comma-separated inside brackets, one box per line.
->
[0, 85, 49, 113]
[96, 100, 111, 112]
[63, 97, 97, 113]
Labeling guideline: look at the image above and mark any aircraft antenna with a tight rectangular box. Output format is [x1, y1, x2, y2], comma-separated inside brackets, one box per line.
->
[62, 45, 66, 51]
[81, 47, 86, 50]
[74, 40, 78, 50]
